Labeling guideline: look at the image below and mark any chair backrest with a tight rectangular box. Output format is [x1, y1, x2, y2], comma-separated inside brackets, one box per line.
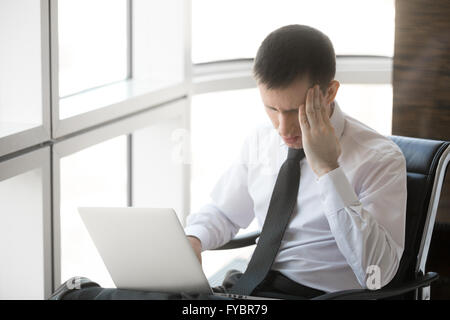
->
[387, 136, 450, 298]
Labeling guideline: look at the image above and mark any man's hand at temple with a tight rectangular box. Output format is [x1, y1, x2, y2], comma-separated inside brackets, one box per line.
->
[298, 84, 342, 178]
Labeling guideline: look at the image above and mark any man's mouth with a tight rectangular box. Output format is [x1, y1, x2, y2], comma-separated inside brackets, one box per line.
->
[283, 136, 301, 144]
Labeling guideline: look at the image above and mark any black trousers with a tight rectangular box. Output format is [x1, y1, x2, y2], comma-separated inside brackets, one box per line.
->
[60, 269, 326, 300]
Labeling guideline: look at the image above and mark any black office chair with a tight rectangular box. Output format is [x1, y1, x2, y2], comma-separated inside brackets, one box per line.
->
[211, 136, 450, 300]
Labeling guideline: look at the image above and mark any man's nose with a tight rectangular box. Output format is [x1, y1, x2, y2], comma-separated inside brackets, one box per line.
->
[278, 113, 299, 135]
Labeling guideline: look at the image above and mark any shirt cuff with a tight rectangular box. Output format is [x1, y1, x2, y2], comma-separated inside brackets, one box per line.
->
[316, 166, 360, 216]
[184, 224, 211, 251]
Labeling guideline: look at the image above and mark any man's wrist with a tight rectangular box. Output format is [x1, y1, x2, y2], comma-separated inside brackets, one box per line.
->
[315, 164, 339, 178]
[187, 235, 203, 250]
[316, 166, 360, 215]
[185, 224, 211, 250]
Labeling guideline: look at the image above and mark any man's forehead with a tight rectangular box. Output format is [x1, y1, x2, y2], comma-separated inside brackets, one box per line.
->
[258, 79, 310, 109]
[259, 75, 311, 91]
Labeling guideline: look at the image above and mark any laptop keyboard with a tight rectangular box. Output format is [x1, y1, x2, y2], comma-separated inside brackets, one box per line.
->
[208, 257, 249, 287]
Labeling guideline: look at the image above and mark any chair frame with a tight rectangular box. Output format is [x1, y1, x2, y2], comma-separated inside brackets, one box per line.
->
[211, 137, 450, 300]
[416, 142, 450, 299]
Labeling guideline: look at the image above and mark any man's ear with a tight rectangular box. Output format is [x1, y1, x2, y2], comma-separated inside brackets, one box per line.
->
[325, 80, 340, 105]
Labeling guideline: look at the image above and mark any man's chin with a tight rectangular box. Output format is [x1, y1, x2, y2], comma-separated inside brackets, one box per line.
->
[286, 141, 303, 149]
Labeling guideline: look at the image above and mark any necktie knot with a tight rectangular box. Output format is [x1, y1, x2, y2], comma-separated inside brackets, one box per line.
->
[287, 147, 305, 161]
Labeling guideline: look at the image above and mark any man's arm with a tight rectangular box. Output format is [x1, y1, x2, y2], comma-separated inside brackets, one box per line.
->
[298, 85, 406, 288]
[317, 151, 407, 288]
[187, 235, 203, 264]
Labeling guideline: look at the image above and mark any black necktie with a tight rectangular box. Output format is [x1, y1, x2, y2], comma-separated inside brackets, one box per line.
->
[230, 147, 305, 296]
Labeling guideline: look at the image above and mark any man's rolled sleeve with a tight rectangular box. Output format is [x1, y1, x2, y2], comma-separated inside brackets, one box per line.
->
[184, 224, 213, 251]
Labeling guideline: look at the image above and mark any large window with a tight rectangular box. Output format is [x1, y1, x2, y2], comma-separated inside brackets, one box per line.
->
[0, 169, 45, 299]
[53, 98, 189, 288]
[0, 0, 397, 299]
[0, 0, 50, 157]
[337, 84, 393, 135]
[0, 148, 51, 299]
[192, 0, 395, 63]
[58, 0, 128, 98]
[0, 0, 42, 136]
[54, 0, 187, 136]
[59, 136, 127, 287]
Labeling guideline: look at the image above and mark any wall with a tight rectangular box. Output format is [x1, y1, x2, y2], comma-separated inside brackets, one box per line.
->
[392, 0, 450, 299]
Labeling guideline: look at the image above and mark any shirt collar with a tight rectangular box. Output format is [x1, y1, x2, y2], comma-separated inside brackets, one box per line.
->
[278, 100, 346, 146]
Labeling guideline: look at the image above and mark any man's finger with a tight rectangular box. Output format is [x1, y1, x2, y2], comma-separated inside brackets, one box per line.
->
[314, 85, 325, 125]
[305, 87, 319, 127]
[319, 88, 328, 123]
[298, 103, 310, 130]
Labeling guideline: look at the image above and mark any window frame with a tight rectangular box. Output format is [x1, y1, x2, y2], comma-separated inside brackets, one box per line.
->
[49, 0, 191, 139]
[192, 56, 392, 95]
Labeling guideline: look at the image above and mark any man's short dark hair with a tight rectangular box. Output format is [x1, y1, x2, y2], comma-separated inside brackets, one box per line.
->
[253, 24, 336, 93]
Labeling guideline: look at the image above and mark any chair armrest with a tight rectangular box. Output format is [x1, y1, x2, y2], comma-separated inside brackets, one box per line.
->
[311, 272, 439, 300]
[211, 231, 261, 250]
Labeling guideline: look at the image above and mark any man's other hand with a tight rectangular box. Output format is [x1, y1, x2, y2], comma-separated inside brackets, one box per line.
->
[187, 236, 203, 265]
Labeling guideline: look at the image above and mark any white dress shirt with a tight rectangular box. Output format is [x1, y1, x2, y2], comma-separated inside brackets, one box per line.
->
[184, 100, 407, 293]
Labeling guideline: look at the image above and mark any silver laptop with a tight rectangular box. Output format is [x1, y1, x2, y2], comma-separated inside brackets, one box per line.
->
[78, 207, 277, 300]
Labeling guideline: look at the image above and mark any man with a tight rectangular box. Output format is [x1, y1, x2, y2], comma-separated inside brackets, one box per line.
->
[184, 24, 406, 297]
[51, 24, 406, 300]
